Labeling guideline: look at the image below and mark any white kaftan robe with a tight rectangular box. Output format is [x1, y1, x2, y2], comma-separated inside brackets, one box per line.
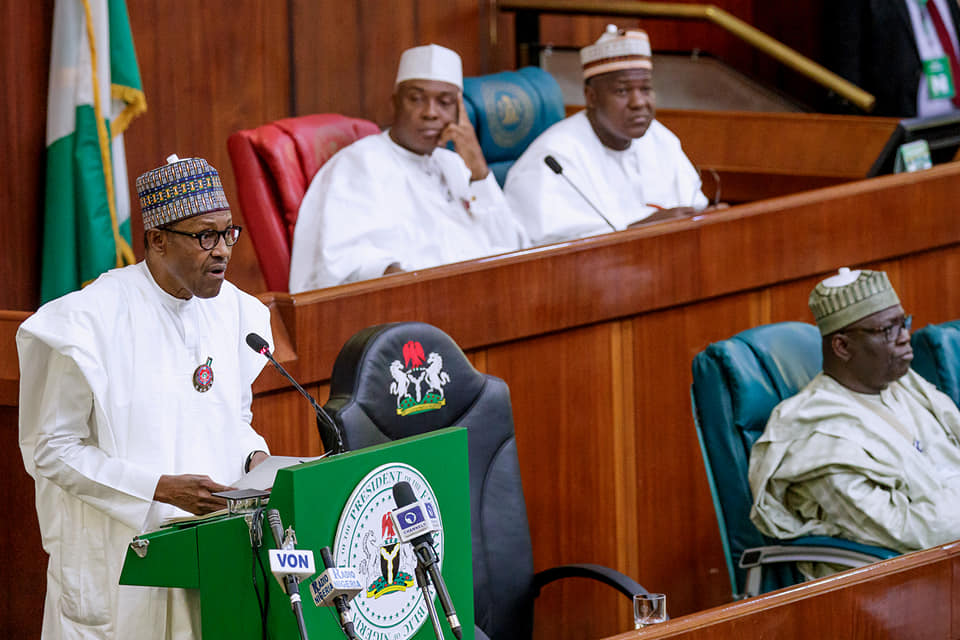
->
[18, 261, 273, 639]
[504, 111, 708, 246]
[749, 370, 960, 558]
[288, 131, 527, 293]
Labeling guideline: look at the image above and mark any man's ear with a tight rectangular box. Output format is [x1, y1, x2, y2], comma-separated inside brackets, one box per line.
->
[831, 332, 853, 362]
[145, 228, 166, 255]
[391, 89, 402, 117]
[583, 80, 596, 109]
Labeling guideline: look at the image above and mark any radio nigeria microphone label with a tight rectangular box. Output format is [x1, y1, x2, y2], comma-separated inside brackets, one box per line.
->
[333, 463, 444, 640]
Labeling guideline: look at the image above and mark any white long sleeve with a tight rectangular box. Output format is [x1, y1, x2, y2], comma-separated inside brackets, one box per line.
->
[289, 132, 526, 292]
[31, 349, 160, 531]
[505, 112, 707, 246]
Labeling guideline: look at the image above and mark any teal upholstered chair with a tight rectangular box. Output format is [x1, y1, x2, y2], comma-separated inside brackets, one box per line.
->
[911, 319, 960, 407]
[462, 67, 564, 186]
[691, 322, 898, 599]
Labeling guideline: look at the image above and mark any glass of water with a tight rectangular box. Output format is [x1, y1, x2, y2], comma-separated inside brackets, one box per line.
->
[633, 593, 667, 629]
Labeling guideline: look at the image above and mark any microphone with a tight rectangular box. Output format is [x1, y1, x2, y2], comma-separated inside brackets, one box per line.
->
[246, 332, 346, 454]
[543, 155, 617, 232]
[311, 547, 361, 640]
[267, 510, 316, 593]
[266, 509, 313, 639]
[392, 482, 462, 640]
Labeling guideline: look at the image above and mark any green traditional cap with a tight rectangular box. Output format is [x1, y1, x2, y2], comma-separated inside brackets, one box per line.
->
[136, 154, 230, 230]
[808, 267, 901, 335]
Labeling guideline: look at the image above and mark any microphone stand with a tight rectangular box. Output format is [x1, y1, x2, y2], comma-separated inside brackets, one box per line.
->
[544, 155, 617, 232]
[255, 342, 346, 454]
[415, 563, 444, 640]
[267, 510, 309, 640]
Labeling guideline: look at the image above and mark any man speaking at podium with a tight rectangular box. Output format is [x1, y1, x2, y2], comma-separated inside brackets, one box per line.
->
[18, 156, 273, 639]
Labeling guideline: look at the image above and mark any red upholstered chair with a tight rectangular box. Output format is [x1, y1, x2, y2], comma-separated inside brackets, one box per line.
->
[226, 114, 380, 291]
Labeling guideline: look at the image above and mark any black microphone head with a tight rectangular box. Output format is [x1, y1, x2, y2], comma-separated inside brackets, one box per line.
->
[392, 481, 416, 508]
[544, 155, 563, 175]
[246, 332, 269, 354]
[320, 546, 335, 569]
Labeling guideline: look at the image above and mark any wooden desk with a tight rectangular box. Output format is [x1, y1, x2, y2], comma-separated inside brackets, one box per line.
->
[5, 163, 960, 639]
[603, 541, 960, 639]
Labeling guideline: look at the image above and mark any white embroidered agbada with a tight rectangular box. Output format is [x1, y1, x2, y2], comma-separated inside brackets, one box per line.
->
[749, 370, 960, 555]
[18, 261, 273, 639]
[288, 131, 527, 293]
[504, 111, 707, 246]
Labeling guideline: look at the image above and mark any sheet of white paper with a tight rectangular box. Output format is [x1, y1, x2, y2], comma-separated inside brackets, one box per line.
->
[232, 455, 326, 490]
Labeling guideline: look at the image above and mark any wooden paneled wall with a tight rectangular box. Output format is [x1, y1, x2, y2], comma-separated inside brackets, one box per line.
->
[247, 256, 960, 640]
[235, 163, 960, 639]
[2, 2, 54, 313]
[2, 1, 824, 311]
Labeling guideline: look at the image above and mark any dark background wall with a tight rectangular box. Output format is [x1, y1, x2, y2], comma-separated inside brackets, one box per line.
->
[1, 0, 825, 311]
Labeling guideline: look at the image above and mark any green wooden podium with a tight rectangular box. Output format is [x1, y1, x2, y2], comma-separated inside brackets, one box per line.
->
[120, 427, 474, 640]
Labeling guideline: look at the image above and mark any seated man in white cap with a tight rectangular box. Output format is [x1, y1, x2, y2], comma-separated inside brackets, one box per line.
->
[504, 25, 714, 246]
[749, 267, 960, 573]
[288, 44, 526, 292]
[18, 155, 274, 639]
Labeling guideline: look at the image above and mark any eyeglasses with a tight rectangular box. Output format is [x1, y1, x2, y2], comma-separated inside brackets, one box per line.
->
[163, 225, 242, 250]
[845, 315, 913, 343]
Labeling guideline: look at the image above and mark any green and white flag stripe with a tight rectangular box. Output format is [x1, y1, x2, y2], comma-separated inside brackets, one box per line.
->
[42, 0, 146, 304]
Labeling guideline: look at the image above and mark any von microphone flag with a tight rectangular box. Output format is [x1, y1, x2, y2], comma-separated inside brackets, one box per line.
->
[42, 0, 146, 303]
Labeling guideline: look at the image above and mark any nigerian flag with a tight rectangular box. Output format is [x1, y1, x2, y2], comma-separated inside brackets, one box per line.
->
[42, 0, 146, 304]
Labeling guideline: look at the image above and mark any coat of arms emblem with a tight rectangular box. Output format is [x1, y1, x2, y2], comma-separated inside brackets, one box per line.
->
[366, 513, 414, 598]
[389, 340, 451, 416]
[333, 463, 444, 640]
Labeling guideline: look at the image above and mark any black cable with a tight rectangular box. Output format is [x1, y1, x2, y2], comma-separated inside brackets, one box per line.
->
[251, 546, 266, 637]
[256, 548, 271, 640]
[250, 507, 270, 640]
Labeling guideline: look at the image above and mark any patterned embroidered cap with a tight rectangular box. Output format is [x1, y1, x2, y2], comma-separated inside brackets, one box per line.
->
[136, 154, 230, 230]
[395, 44, 463, 90]
[581, 24, 652, 80]
[808, 267, 901, 335]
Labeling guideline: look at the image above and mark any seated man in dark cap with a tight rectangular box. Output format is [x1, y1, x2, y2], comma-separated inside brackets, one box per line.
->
[505, 25, 716, 246]
[18, 155, 273, 639]
[749, 268, 960, 573]
[288, 44, 527, 293]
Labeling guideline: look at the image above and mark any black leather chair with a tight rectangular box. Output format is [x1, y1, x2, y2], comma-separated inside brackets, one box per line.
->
[322, 322, 647, 640]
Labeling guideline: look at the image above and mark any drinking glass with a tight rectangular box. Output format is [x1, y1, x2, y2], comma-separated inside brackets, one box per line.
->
[633, 593, 667, 629]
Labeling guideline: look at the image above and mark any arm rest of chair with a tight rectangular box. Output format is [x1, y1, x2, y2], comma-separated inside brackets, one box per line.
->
[738, 537, 899, 598]
[532, 563, 647, 600]
[785, 536, 899, 559]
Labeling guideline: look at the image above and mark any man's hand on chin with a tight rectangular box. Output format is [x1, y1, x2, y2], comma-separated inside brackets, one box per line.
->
[438, 93, 489, 182]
